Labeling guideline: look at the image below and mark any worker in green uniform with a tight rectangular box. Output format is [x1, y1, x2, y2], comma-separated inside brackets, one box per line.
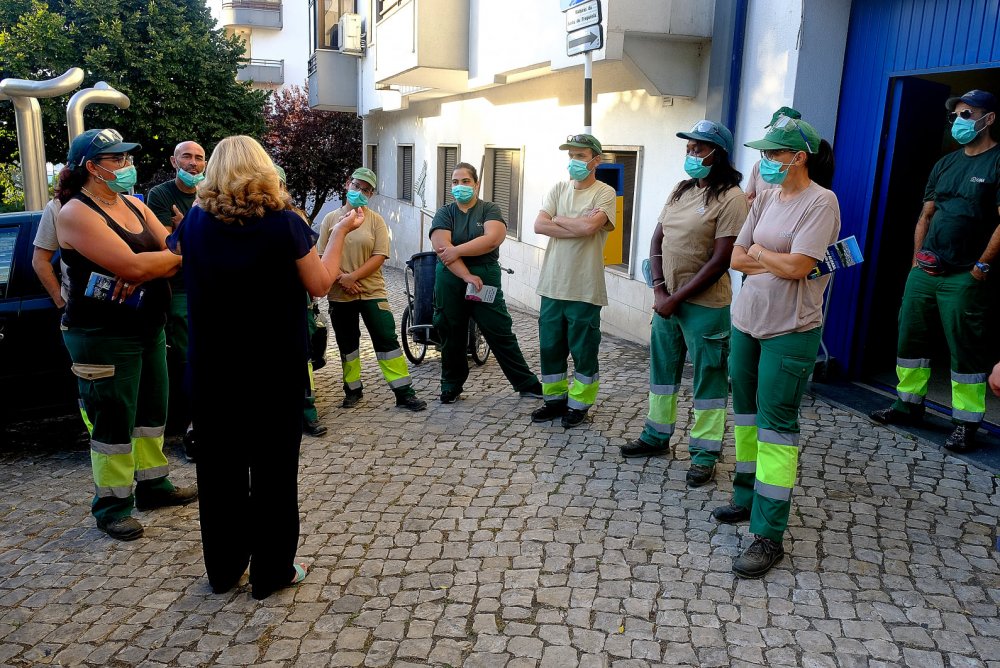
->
[56, 128, 198, 541]
[317, 167, 427, 411]
[429, 162, 543, 403]
[146, 140, 206, 461]
[870, 89, 1000, 453]
[532, 134, 617, 428]
[713, 115, 839, 578]
[622, 120, 748, 488]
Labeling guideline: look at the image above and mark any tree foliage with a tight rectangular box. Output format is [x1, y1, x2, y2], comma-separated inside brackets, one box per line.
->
[263, 84, 361, 223]
[0, 0, 268, 197]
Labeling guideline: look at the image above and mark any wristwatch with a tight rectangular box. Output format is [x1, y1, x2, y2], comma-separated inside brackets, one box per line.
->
[975, 261, 991, 273]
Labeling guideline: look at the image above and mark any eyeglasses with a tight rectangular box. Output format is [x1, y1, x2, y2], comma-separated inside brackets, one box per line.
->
[760, 149, 795, 162]
[96, 153, 134, 168]
[349, 179, 374, 196]
[948, 109, 986, 124]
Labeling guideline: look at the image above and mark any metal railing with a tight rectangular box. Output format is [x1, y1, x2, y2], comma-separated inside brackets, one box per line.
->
[223, 0, 281, 9]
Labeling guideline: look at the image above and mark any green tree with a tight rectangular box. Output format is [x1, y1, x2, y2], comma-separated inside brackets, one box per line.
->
[263, 85, 361, 223]
[0, 0, 268, 198]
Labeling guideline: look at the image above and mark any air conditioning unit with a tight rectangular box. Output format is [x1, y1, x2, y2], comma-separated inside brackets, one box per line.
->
[339, 13, 362, 55]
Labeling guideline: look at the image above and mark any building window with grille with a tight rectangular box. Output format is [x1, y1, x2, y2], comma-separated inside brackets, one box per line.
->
[398, 144, 413, 202]
[438, 146, 459, 207]
[485, 148, 521, 239]
[366, 144, 378, 181]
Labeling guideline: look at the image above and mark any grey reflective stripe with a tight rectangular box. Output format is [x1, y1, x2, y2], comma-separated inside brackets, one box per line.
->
[541, 373, 567, 383]
[689, 437, 722, 453]
[897, 391, 925, 404]
[951, 371, 987, 384]
[567, 398, 593, 410]
[376, 349, 403, 361]
[952, 409, 984, 422]
[757, 429, 799, 447]
[573, 372, 598, 385]
[131, 425, 165, 439]
[341, 350, 360, 362]
[734, 413, 757, 427]
[650, 384, 676, 395]
[897, 357, 931, 369]
[644, 418, 675, 435]
[134, 465, 169, 481]
[544, 392, 568, 401]
[754, 479, 792, 501]
[693, 398, 727, 411]
[95, 485, 133, 499]
[735, 461, 757, 473]
[388, 377, 412, 389]
[346, 379, 363, 390]
[91, 440, 132, 455]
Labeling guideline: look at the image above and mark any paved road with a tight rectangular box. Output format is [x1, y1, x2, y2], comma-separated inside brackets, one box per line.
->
[1, 267, 998, 667]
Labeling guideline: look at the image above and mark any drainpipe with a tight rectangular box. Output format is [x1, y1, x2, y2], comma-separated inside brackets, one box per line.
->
[66, 82, 131, 143]
[708, 0, 748, 129]
[726, 0, 748, 130]
[0, 68, 84, 211]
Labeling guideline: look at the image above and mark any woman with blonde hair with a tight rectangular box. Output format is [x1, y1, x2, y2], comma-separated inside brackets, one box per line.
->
[171, 135, 362, 599]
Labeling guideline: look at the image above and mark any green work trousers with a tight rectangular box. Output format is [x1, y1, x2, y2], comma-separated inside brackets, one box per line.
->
[329, 298, 416, 399]
[642, 303, 731, 466]
[63, 325, 175, 523]
[164, 292, 190, 433]
[539, 297, 602, 410]
[433, 262, 539, 394]
[729, 325, 821, 544]
[892, 267, 990, 424]
[304, 302, 319, 422]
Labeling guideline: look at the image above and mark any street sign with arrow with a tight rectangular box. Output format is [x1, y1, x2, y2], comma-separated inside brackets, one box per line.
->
[566, 25, 602, 57]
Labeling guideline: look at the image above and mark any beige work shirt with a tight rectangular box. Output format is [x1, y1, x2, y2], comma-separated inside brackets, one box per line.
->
[317, 205, 390, 302]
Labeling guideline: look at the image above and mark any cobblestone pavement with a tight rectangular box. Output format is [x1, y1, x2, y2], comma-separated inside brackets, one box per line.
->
[2, 267, 999, 668]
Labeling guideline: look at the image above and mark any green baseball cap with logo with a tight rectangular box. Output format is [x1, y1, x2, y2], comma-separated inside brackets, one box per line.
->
[767, 106, 801, 128]
[745, 115, 821, 154]
[67, 128, 141, 167]
[351, 167, 377, 189]
[559, 133, 603, 155]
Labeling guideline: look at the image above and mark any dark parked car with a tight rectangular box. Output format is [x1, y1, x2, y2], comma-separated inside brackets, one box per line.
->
[0, 210, 76, 425]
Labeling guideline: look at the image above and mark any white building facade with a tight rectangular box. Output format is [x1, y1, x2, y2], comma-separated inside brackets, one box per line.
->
[308, 0, 851, 345]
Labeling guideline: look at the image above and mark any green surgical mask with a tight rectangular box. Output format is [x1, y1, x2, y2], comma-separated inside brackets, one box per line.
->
[177, 168, 205, 188]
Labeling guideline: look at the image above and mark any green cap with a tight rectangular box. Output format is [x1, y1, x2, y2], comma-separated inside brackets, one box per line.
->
[745, 115, 821, 154]
[275, 164, 287, 184]
[559, 133, 602, 155]
[351, 167, 377, 189]
[767, 106, 801, 128]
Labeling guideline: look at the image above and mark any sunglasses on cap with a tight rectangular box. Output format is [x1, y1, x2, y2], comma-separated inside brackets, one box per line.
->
[948, 109, 990, 124]
[772, 115, 816, 154]
[690, 120, 722, 136]
[566, 134, 594, 144]
[78, 129, 125, 166]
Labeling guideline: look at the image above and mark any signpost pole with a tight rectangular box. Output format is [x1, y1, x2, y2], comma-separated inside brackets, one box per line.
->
[583, 51, 593, 132]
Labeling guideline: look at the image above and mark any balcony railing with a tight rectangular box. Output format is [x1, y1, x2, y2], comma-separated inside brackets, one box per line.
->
[221, 0, 282, 29]
[237, 58, 284, 85]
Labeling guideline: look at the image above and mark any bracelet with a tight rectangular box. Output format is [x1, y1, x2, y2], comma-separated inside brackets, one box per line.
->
[756, 249, 764, 262]
[652, 280, 665, 287]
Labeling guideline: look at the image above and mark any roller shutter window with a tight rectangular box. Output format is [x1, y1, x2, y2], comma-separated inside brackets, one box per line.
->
[440, 147, 457, 206]
[399, 145, 413, 202]
[490, 149, 521, 238]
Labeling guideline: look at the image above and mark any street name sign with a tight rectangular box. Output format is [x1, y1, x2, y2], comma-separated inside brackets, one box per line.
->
[565, 1, 600, 32]
[560, 0, 590, 11]
[566, 25, 602, 56]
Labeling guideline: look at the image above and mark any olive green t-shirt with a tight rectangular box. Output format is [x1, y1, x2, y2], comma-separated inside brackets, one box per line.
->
[428, 200, 506, 266]
[536, 180, 617, 306]
[922, 144, 1000, 271]
[659, 183, 748, 308]
[732, 184, 841, 339]
[317, 205, 390, 302]
[146, 179, 195, 292]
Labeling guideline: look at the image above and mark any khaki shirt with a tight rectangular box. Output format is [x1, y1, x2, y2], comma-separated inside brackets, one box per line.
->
[659, 184, 748, 308]
[732, 184, 841, 339]
[317, 205, 390, 302]
[536, 180, 617, 306]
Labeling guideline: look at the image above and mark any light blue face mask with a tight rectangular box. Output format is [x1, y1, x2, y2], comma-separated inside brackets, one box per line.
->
[177, 168, 205, 188]
[568, 158, 593, 181]
[683, 149, 715, 179]
[346, 189, 368, 208]
[951, 117, 982, 145]
[97, 163, 138, 193]
[452, 184, 474, 203]
[759, 155, 794, 185]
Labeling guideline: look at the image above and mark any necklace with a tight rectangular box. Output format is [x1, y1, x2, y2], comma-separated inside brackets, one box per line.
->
[81, 186, 118, 206]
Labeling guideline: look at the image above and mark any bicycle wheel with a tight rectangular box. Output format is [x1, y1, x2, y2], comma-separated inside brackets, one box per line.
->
[401, 305, 427, 365]
[469, 319, 491, 365]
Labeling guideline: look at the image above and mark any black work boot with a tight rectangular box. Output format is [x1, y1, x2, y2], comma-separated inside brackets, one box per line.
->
[732, 535, 785, 579]
[342, 391, 363, 408]
[561, 408, 588, 429]
[135, 484, 199, 512]
[303, 418, 327, 437]
[96, 516, 144, 541]
[396, 394, 428, 411]
[620, 438, 669, 458]
[869, 406, 923, 426]
[711, 503, 751, 524]
[686, 463, 716, 488]
[531, 401, 567, 423]
[944, 422, 978, 453]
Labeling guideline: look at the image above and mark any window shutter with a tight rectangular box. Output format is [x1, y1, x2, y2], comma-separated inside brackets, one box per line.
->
[400, 146, 413, 201]
[441, 147, 457, 205]
[492, 150, 512, 220]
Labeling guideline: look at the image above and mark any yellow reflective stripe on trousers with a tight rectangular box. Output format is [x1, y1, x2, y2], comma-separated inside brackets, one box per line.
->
[79, 400, 94, 435]
[342, 349, 362, 389]
[376, 348, 412, 389]
[755, 432, 799, 498]
[733, 413, 757, 473]
[951, 371, 987, 422]
[542, 373, 568, 402]
[646, 384, 677, 436]
[132, 425, 168, 482]
[92, 448, 134, 498]
[691, 398, 726, 453]
[896, 357, 931, 404]
[307, 360, 315, 392]
[568, 370, 599, 409]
